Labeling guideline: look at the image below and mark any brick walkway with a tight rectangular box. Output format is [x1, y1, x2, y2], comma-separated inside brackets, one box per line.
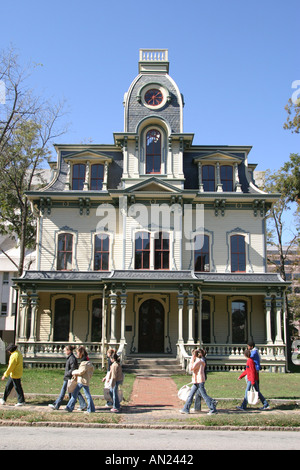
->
[123, 376, 183, 424]
[129, 377, 182, 408]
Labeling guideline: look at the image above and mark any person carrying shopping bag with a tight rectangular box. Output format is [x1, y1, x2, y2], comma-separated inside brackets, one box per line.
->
[107, 352, 123, 413]
[180, 349, 217, 415]
[48, 345, 87, 411]
[65, 346, 95, 414]
[236, 349, 269, 411]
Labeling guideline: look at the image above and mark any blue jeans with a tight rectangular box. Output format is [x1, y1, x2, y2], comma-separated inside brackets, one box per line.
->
[109, 381, 122, 410]
[53, 380, 87, 410]
[66, 383, 95, 413]
[241, 380, 268, 409]
[182, 383, 216, 413]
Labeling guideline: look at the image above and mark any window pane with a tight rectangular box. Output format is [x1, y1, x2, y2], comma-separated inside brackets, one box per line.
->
[194, 235, 209, 271]
[72, 164, 85, 190]
[146, 130, 161, 174]
[154, 232, 169, 269]
[202, 299, 211, 343]
[232, 300, 247, 343]
[220, 165, 233, 191]
[94, 234, 109, 270]
[231, 235, 246, 272]
[91, 164, 104, 190]
[91, 298, 102, 342]
[202, 165, 215, 192]
[53, 298, 70, 342]
[57, 234, 73, 271]
[135, 232, 150, 269]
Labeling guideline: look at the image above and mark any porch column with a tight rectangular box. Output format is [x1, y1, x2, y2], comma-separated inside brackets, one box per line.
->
[264, 296, 273, 344]
[109, 288, 117, 343]
[120, 286, 127, 344]
[187, 285, 195, 344]
[29, 294, 39, 342]
[18, 293, 29, 340]
[275, 295, 284, 344]
[177, 287, 184, 343]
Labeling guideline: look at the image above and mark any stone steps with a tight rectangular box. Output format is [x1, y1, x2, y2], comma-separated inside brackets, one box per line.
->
[123, 355, 185, 376]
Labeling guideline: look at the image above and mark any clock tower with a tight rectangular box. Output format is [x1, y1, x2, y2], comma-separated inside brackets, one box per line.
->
[114, 49, 193, 189]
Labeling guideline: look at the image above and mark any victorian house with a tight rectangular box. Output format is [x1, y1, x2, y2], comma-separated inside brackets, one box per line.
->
[14, 49, 289, 372]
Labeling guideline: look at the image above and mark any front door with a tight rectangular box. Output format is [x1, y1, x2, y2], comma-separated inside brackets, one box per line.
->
[138, 299, 164, 353]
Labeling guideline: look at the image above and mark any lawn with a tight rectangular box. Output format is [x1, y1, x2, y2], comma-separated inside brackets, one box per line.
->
[171, 369, 300, 400]
[0, 365, 135, 425]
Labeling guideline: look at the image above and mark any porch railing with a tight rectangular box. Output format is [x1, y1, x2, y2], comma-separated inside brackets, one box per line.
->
[17, 341, 127, 369]
[17, 340, 286, 372]
[177, 343, 286, 373]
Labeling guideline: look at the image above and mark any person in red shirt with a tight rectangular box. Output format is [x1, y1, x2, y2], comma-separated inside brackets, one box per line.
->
[236, 349, 269, 411]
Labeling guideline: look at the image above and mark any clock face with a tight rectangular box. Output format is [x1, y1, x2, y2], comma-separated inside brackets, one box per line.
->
[144, 88, 163, 106]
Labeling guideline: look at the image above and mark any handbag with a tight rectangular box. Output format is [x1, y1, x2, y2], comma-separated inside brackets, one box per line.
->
[104, 386, 123, 402]
[247, 385, 259, 405]
[178, 382, 193, 401]
[67, 376, 78, 394]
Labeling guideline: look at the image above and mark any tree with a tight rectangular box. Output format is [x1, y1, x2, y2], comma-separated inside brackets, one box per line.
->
[0, 46, 68, 276]
[281, 153, 300, 204]
[284, 97, 300, 135]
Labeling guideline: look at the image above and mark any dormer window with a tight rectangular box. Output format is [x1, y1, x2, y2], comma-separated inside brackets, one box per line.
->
[146, 129, 161, 174]
[72, 164, 85, 190]
[221, 165, 233, 192]
[202, 165, 215, 192]
[91, 164, 104, 190]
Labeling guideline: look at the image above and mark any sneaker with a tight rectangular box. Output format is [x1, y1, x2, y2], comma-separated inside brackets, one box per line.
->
[78, 407, 87, 411]
[15, 402, 25, 407]
[0, 399, 6, 405]
[260, 404, 270, 410]
[179, 409, 189, 414]
[207, 409, 218, 415]
[48, 404, 56, 410]
[236, 406, 246, 411]
[64, 407, 72, 412]
[110, 408, 120, 413]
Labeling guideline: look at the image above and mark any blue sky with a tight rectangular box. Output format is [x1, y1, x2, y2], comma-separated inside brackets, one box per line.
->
[1, 0, 299, 242]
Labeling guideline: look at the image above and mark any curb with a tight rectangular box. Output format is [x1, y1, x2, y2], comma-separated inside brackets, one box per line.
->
[0, 420, 299, 431]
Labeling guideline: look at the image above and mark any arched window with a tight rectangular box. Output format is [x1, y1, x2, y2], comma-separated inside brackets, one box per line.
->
[90, 164, 104, 190]
[146, 129, 161, 174]
[135, 232, 150, 269]
[202, 165, 215, 191]
[232, 300, 248, 344]
[194, 234, 210, 272]
[91, 298, 102, 342]
[154, 232, 169, 270]
[220, 165, 233, 191]
[72, 164, 85, 190]
[231, 235, 246, 272]
[53, 298, 70, 342]
[94, 234, 109, 270]
[57, 233, 73, 271]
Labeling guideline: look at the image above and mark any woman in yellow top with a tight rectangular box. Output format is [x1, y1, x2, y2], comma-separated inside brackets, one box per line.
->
[1, 344, 25, 406]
